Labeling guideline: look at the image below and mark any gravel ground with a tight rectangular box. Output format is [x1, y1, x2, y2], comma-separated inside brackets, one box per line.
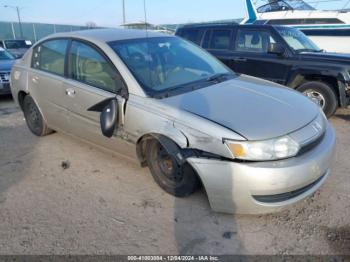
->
[0, 95, 349, 255]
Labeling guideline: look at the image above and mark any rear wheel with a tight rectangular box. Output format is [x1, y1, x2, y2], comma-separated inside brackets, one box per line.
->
[297, 81, 338, 118]
[23, 95, 52, 136]
[146, 139, 199, 197]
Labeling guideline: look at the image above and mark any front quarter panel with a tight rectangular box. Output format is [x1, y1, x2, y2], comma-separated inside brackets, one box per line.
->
[124, 94, 189, 149]
[124, 95, 244, 160]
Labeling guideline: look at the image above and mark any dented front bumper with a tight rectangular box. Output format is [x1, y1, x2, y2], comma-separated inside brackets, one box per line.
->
[187, 124, 336, 214]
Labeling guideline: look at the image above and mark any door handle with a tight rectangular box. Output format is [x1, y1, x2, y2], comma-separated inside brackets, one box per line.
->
[65, 88, 76, 97]
[234, 57, 247, 62]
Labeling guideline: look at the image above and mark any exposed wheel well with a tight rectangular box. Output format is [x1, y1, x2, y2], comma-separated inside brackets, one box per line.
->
[290, 74, 340, 105]
[137, 134, 204, 192]
[136, 133, 188, 167]
[136, 134, 154, 167]
[18, 91, 29, 111]
[136, 134, 199, 169]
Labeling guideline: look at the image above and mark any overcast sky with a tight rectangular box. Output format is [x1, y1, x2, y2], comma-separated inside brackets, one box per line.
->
[0, 0, 349, 27]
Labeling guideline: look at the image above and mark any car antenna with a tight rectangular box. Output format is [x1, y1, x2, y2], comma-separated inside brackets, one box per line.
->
[144, 0, 149, 38]
[144, 0, 152, 89]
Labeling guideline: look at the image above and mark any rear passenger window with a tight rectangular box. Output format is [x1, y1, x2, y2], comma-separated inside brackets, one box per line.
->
[179, 29, 203, 45]
[32, 39, 68, 76]
[209, 30, 232, 50]
[69, 41, 123, 93]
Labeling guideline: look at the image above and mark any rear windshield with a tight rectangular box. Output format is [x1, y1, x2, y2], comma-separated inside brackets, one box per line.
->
[5, 40, 32, 49]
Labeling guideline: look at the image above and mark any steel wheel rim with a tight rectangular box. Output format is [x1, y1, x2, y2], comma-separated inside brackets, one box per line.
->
[156, 146, 183, 183]
[304, 90, 326, 109]
[29, 104, 40, 125]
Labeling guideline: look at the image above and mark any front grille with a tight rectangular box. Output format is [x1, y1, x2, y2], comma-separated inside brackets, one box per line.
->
[0, 72, 10, 83]
[252, 174, 326, 203]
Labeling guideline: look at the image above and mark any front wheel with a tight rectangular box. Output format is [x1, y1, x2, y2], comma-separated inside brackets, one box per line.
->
[146, 139, 199, 197]
[297, 81, 338, 118]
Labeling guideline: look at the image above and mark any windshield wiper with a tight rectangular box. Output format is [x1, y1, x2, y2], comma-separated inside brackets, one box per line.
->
[206, 73, 232, 83]
[297, 48, 323, 53]
[153, 73, 234, 99]
[153, 82, 201, 99]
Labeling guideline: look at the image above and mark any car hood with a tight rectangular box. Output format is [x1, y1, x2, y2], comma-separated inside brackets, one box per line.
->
[161, 75, 319, 141]
[0, 59, 15, 71]
[299, 51, 350, 65]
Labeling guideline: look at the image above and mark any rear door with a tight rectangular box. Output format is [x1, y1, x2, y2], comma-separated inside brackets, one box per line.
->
[61, 39, 134, 157]
[232, 28, 291, 84]
[29, 38, 69, 130]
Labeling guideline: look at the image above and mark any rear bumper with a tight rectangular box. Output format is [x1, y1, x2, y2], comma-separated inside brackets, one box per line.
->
[187, 124, 336, 214]
[0, 83, 11, 95]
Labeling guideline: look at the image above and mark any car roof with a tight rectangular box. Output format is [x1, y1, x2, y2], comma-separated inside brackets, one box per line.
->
[45, 28, 174, 43]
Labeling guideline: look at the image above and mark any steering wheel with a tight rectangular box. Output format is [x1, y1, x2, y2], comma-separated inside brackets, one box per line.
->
[129, 52, 146, 66]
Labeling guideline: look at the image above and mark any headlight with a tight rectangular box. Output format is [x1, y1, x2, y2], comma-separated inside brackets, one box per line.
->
[224, 136, 300, 161]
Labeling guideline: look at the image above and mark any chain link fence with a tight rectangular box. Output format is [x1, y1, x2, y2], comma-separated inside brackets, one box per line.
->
[0, 21, 91, 43]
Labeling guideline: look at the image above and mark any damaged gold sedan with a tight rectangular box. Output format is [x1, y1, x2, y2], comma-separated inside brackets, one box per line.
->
[10, 29, 336, 214]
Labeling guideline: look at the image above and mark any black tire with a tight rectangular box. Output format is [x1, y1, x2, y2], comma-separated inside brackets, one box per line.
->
[297, 81, 338, 118]
[146, 139, 199, 197]
[23, 95, 52, 136]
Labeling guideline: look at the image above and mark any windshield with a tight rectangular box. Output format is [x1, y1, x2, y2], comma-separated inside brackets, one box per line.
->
[286, 0, 314, 10]
[257, 0, 314, 13]
[0, 49, 15, 60]
[109, 37, 233, 97]
[276, 27, 321, 52]
[5, 40, 32, 49]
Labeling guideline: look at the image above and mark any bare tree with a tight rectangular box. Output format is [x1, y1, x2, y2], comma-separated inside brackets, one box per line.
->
[86, 21, 97, 29]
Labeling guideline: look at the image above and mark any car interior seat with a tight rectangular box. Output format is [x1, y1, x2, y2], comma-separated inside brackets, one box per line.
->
[82, 59, 115, 91]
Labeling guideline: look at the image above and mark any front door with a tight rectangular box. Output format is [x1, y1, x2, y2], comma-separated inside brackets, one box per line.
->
[232, 28, 291, 85]
[204, 29, 237, 70]
[61, 40, 135, 158]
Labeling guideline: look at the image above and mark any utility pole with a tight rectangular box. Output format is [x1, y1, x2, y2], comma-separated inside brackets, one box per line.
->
[4, 5, 24, 39]
[143, 0, 148, 29]
[122, 0, 126, 25]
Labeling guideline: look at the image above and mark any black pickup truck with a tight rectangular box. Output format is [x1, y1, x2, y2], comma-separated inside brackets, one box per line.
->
[176, 23, 350, 117]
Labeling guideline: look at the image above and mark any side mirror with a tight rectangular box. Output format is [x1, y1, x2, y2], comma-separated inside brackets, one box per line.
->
[268, 43, 286, 56]
[88, 98, 118, 138]
[100, 99, 118, 138]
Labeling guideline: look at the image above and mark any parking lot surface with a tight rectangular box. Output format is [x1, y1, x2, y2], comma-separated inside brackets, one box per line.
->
[0, 95, 349, 255]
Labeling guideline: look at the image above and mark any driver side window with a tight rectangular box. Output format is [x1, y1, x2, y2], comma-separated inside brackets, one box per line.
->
[235, 29, 276, 53]
[69, 41, 123, 93]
